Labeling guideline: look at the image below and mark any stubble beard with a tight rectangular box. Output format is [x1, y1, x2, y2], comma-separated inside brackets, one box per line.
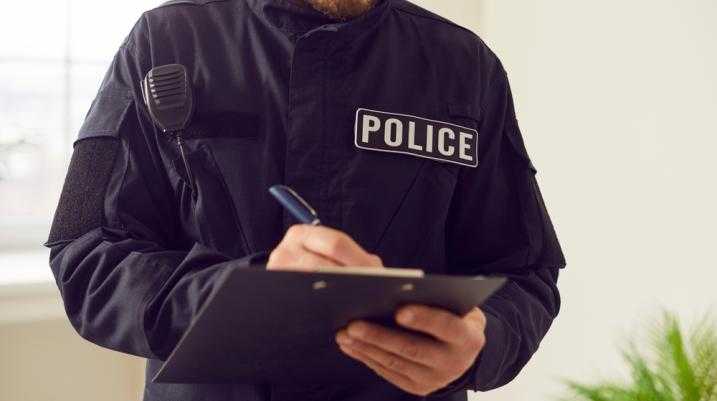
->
[303, 0, 378, 20]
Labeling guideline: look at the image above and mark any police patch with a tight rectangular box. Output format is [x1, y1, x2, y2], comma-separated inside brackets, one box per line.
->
[354, 108, 479, 168]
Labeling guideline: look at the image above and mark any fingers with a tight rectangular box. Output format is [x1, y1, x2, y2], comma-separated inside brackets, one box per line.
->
[395, 304, 483, 347]
[337, 310, 488, 396]
[339, 321, 443, 367]
[284, 224, 383, 267]
[336, 331, 435, 382]
[463, 307, 488, 331]
[267, 224, 383, 271]
[266, 246, 338, 271]
[337, 344, 427, 395]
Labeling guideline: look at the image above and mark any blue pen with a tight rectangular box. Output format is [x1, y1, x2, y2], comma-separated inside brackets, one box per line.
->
[269, 185, 321, 226]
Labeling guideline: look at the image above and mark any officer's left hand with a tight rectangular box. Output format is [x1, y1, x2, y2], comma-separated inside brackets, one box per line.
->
[335, 304, 486, 396]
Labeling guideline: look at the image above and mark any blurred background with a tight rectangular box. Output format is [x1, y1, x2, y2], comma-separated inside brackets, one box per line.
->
[1, 1, 715, 400]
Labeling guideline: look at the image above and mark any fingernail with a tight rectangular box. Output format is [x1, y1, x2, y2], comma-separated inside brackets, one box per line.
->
[398, 309, 413, 324]
[347, 323, 365, 338]
[336, 332, 353, 345]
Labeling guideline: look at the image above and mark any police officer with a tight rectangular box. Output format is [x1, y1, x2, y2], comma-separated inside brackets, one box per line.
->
[45, 0, 566, 400]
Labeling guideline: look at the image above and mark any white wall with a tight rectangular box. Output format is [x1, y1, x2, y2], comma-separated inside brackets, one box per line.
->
[414, 0, 717, 400]
[0, 314, 145, 401]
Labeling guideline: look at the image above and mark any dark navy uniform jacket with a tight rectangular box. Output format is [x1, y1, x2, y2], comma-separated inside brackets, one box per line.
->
[44, 0, 567, 400]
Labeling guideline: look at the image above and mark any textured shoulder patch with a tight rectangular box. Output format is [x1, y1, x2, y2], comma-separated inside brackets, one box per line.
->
[45, 137, 121, 246]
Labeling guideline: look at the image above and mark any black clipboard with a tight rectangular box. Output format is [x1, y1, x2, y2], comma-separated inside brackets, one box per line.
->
[153, 266, 506, 386]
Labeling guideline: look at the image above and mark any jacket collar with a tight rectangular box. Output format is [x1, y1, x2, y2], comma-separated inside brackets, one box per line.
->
[246, 0, 392, 41]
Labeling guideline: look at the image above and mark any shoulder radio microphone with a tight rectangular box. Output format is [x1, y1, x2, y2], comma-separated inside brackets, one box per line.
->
[141, 63, 197, 195]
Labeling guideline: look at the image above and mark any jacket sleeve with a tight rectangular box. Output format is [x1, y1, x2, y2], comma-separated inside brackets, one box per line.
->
[432, 61, 567, 395]
[44, 20, 268, 361]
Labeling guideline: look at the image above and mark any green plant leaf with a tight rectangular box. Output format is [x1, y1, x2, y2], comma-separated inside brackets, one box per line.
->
[664, 315, 700, 401]
[560, 311, 717, 401]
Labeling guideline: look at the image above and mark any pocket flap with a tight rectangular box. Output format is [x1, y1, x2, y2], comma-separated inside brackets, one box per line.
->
[183, 111, 261, 139]
[77, 82, 134, 141]
[447, 102, 476, 119]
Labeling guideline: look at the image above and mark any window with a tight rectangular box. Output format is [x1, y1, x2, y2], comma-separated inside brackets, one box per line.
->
[0, 1, 159, 279]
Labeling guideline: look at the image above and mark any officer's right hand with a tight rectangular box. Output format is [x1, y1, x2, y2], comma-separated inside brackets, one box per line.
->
[267, 225, 384, 271]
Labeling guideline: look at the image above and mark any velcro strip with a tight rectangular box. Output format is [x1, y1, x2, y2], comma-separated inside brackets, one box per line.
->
[45, 137, 121, 246]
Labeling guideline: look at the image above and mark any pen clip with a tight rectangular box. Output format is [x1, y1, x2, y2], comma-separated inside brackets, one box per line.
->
[282, 186, 316, 216]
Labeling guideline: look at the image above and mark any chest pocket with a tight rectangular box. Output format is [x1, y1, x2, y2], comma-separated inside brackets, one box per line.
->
[350, 153, 459, 273]
[181, 112, 260, 140]
[167, 112, 260, 258]
[378, 104, 483, 271]
[343, 104, 483, 272]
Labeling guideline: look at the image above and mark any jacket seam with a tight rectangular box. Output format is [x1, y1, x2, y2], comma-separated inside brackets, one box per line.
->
[111, 137, 132, 233]
[114, 138, 163, 358]
[137, 256, 177, 360]
[393, 3, 479, 39]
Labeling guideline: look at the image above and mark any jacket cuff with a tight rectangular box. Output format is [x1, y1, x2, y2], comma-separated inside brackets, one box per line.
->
[236, 251, 269, 268]
[427, 355, 479, 397]
[472, 309, 511, 391]
[427, 309, 510, 397]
